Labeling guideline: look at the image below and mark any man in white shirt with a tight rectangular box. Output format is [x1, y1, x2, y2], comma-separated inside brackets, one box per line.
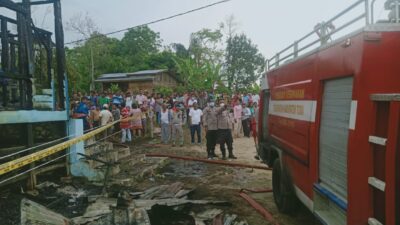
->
[241, 103, 252, 137]
[136, 89, 148, 106]
[187, 94, 198, 125]
[233, 101, 243, 138]
[188, 94, 198, 109]
[189, 103, 203, 144]
[252, 93, 260, 105]
[99, 104, 114, 137]
[99, 104, 114, 126]
[160, 104, 172, 144]
[125, 92, 133, 108]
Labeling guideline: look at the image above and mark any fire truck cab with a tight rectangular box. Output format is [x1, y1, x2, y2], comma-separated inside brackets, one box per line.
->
[258, 1, 400, 224]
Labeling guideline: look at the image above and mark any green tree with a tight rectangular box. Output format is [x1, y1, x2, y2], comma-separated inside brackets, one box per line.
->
[188, 28, 223, 66]
[118, 26, 162, 71]
[225, 34, 265, 90]
[66, 33, 122, 92]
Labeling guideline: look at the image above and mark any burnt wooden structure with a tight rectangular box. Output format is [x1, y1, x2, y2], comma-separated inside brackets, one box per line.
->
[0, 0, 66, 110]
[0, 0, 69, 188]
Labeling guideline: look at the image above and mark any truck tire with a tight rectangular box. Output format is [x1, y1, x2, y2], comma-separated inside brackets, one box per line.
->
[272, 158, 298, 213]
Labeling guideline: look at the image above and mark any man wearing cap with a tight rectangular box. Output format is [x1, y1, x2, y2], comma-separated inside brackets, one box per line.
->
[99, 104, 113, 127]
[171, 102, 184, 147]
[203, 100, 218, 159]
[217, 99, 237, 160]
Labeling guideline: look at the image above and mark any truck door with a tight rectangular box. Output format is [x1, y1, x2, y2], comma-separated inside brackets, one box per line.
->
[369, 94, 400, 225]
[261, 90, 270, 142]
[257, 89, 271, 163]
[315, 76, 354, 225]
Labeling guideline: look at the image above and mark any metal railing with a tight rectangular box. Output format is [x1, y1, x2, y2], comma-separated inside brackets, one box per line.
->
[267, 0, 373, 70]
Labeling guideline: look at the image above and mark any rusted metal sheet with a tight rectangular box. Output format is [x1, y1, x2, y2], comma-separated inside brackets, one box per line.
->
[20, 198, 71, 225]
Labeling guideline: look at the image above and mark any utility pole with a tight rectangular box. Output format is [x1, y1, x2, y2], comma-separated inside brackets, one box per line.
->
[90, 46, 95, 91]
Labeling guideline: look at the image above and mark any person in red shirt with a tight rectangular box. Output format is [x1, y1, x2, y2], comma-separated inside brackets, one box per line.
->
[120, 107, 132, 143]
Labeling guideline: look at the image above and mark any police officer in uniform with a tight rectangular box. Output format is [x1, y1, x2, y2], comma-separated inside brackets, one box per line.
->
[203, 100, 218, 159]
[217, 99, 237, 160]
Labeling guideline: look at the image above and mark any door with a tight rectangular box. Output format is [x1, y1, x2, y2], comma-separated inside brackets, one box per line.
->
[369, 95, 400, 225]
[261, 90, 270, 141]
[319, 77, 354, 200]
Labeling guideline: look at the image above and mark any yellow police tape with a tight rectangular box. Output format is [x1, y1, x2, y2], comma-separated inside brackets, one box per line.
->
[0, 120, 119, 176]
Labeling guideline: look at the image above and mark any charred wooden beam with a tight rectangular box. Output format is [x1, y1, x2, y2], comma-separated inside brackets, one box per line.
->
[0, 32, 18, 38]
[34, 27, 52, 36]
[17, 11, 28, 108]
[2, 19, 10, 72]
[22, 0, 55, 6]
[22, 0, 34, 109]
[1, 19, 10, 107]
[45, 34, 53, 88]
[0, 0, 27, 14]
[0, 15, 17, 24]
[10, 39, 17, 72]
[0, 72, 31, 80]
[54, 0, 66, 109]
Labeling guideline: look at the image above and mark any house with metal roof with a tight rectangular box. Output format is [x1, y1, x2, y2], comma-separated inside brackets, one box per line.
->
[95, 69, 179, 92]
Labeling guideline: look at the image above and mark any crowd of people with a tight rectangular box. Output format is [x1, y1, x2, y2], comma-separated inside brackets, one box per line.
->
[70, 89, 260, 160]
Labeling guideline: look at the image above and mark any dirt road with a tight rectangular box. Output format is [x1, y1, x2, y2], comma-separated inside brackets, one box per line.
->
[130, 134, 319, 225]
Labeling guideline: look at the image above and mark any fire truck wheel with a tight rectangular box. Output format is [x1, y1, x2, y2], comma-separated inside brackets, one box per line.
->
[272, 158, 297, 213]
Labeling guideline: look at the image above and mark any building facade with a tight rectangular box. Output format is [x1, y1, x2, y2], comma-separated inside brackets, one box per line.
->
[95, 69, 179, 92]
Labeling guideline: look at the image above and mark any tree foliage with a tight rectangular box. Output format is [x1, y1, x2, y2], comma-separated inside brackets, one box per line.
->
[66, 15, 265, 94]
[66, 25, 167, 92]
[225, 34, 265, 90]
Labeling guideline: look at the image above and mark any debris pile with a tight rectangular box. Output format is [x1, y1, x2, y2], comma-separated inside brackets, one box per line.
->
[19, 181, 249, 225]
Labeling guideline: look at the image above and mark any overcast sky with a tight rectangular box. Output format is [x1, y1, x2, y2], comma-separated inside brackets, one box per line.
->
[2, 0, 389, 58]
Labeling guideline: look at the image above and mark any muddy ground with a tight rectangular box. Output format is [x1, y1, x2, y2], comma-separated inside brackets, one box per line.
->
[128, 134, 320, 225]
[0, 131, 320, 225]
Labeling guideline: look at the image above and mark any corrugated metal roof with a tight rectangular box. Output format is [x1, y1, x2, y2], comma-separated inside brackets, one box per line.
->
[128, 69, 166, 76]
[97, 69, 167, 80]
[95, 76, 153, 83]
[98, 73, 127, 79]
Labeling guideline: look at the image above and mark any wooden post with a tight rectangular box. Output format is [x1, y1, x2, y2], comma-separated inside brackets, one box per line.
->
[10, 38, 16, 72]
[54, 0, 66, 110]
[22, 0, 33, 109]
[1, 18, 9, 107]
[46, 34, 52, 89]
[17, 11, 27, 108]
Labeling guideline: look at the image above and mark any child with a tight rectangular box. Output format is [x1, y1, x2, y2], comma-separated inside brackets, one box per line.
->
[120, 107, 131, 143]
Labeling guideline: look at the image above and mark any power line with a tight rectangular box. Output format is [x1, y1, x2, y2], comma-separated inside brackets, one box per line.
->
[65, 0, 232, 45]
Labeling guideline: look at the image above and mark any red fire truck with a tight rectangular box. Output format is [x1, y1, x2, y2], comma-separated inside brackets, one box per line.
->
[257, 1, 399, 224]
